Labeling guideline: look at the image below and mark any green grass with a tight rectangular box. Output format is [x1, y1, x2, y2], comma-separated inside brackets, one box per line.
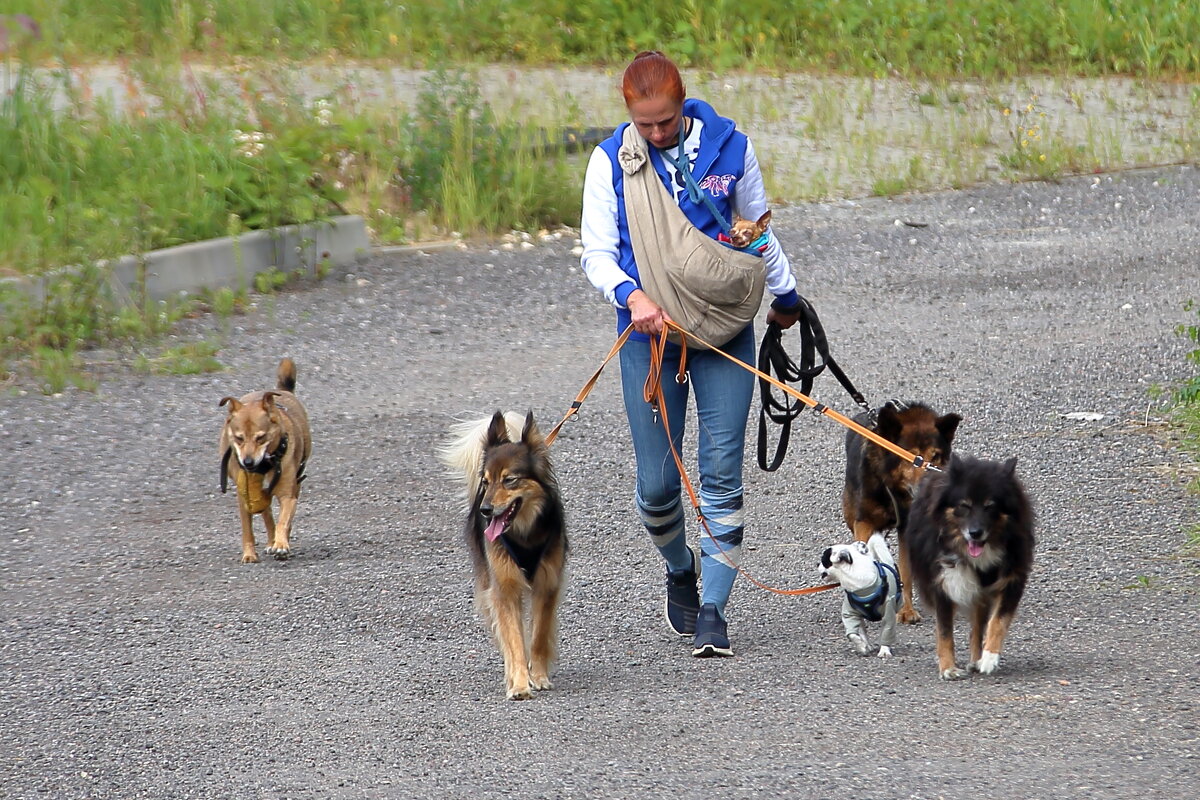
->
[7, 1, 1200, 76]
[1173, 300, 1200, 554]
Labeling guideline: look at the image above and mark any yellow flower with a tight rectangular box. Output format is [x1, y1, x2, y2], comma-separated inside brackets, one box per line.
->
[1003, 108, 1011, 116]
[389, 33, 398, 46]
[1039, 154, 1046, 162]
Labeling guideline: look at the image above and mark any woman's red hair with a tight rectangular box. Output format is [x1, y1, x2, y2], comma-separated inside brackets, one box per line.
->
[621, 51, 685, 107]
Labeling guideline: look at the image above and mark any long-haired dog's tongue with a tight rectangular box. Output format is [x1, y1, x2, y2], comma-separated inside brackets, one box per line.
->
[968, 540, 984, 558]
[484, 516, 506, 542]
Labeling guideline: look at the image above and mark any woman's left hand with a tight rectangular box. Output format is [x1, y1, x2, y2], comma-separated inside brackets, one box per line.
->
[766, 307, 802, 329]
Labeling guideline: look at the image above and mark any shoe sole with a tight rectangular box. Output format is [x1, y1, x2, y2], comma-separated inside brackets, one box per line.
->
[692, 642, 734, 658]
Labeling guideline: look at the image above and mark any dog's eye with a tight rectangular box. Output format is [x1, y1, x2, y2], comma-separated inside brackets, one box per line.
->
[233, 433, 244, 443]
[503, 475, 522, 488]
[931, 449, 943, 462]
[955, 500, 972, 514]
[983, 500, 996, 510]
[255, 433, 267, 442]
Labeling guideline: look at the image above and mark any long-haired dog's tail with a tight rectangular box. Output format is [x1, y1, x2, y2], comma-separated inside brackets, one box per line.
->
[437, 411, 528, 503]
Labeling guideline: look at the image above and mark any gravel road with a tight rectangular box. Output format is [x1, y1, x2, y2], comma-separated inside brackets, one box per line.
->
[3, 166, 1199, 800]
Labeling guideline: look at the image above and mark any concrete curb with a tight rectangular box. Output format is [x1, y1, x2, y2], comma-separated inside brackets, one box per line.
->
[2, 215, 372, 305]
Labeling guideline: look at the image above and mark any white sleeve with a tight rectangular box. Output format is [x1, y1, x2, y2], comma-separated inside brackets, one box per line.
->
[580, 147, 635, 308]
[734, 139, 797, 297]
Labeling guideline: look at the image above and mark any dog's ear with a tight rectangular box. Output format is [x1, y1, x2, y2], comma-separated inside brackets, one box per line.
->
[486, 410, 511, 447]
[819, 547, 834, 569]
[520, 410, 543, 447]
[756, 209, 772, 227]
[937, 413, 963, 445]
[876, 403, 901, 440]
[1002, 456, 1018, 475]
[219, 396, 241, 413]
[838, 548, 855, 564]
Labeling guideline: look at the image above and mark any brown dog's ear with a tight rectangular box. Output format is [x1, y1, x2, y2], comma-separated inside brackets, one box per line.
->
[937, 413, 963, 445]
[219, 396, 241, 412]
[875, 403, 901, 441]
[261, 391, 279, 411]
[485, 410, 511, 447]
[756, 209, 772, 227]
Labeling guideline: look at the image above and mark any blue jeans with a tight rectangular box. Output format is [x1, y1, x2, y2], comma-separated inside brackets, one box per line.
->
[619, 324, 756, 614]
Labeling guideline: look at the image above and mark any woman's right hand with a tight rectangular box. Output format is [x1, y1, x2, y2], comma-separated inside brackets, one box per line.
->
[627, 289, 671, 336]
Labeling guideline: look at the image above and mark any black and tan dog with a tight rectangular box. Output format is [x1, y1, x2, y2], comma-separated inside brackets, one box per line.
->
[842, 400, 961, 623]
[440, 410, 567, 700]
[219, 358, 311, 563]
[906, 454, 1034, 680]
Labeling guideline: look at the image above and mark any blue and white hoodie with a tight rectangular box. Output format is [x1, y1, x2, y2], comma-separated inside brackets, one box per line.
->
[580, 97, 800, 339]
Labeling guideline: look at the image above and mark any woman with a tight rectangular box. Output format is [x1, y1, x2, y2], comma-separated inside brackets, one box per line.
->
[580, 51, 803, 657]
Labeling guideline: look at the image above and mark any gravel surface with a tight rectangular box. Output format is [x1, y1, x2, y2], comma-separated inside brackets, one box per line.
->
[3, 166, 1199, 799]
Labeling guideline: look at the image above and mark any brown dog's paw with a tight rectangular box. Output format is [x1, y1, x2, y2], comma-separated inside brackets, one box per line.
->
[898, 605, 922, 625]
[529, 673, 553, 692]
[507, 683, 533, 701]
[241, 551, 259, 564]
[266, 544, 291, 560]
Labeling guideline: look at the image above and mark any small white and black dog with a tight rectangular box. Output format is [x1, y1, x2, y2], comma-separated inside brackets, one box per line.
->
[818, 533, 902, 658]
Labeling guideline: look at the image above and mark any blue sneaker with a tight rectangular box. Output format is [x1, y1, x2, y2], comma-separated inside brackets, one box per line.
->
[664, 548, 701, 636]
[692, 603, 733, 657]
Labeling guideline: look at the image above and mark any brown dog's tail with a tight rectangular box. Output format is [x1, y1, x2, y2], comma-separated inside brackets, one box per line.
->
[276, 358, 297, 393]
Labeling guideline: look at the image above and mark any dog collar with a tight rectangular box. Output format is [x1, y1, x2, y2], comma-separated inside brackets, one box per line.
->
[845, 562, 902, 623]
[219, 434, 298, 495]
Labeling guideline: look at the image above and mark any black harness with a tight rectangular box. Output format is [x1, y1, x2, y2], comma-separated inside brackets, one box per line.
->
[756, 297, 870, 471]
[844, 562, 902, 623]
[220, 433, 305, 495]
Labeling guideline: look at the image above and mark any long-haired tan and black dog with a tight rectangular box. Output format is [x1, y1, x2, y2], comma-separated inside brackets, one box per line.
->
[842, 400, 961, 624]
[219, 358, 311, 563]
[906, 454, 1034, 680]
[439, 411, 567, 700]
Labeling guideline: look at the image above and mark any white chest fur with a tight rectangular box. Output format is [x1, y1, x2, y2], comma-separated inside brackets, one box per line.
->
[937, 562, 981, 606]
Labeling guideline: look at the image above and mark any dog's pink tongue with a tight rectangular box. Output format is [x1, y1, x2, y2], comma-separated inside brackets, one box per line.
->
[968, 540, 984, 558]
[484, 517, 505, 542]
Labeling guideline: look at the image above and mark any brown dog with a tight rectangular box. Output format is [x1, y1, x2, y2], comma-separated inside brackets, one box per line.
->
[842, 400, 961, 623]
[439, 411, 567, 700]
[219, 358, 312, 563]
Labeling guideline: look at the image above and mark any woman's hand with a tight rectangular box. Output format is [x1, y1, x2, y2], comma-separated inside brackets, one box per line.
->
[627, 289, 671, 335]
[766, 306, 802, 329]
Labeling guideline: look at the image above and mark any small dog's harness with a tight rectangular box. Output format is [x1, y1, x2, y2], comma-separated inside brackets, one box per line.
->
[220, 431, 307, 497]
[844, 561, 902, 623]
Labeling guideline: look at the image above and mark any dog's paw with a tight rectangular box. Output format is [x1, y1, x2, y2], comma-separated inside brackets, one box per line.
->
[939, 666, 968, 681]
[267, 545, 291, 560]
[529, 673, 553, 692]
[848, 633, 870, 655]
[507, 683, 533, 701]
[876, 645, 893, 659]
[972, 651, 1000, 674]
[240, 551, 259, 564]
[897, 606, 922, 625]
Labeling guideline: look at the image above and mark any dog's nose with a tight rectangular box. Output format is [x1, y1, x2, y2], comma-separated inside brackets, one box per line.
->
[241, 457, 256, 469]
[479, 504, 493, 519]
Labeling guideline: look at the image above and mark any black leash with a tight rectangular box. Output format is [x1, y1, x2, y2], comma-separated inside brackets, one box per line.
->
[756, 297, 870, 471]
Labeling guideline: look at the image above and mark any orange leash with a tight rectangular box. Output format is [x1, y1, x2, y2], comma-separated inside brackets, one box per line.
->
[546, 320, 942, 597]
[642, 326, 838, 597]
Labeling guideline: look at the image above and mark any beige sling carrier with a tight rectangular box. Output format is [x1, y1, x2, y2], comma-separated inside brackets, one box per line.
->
[617, 123, 766, 349]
